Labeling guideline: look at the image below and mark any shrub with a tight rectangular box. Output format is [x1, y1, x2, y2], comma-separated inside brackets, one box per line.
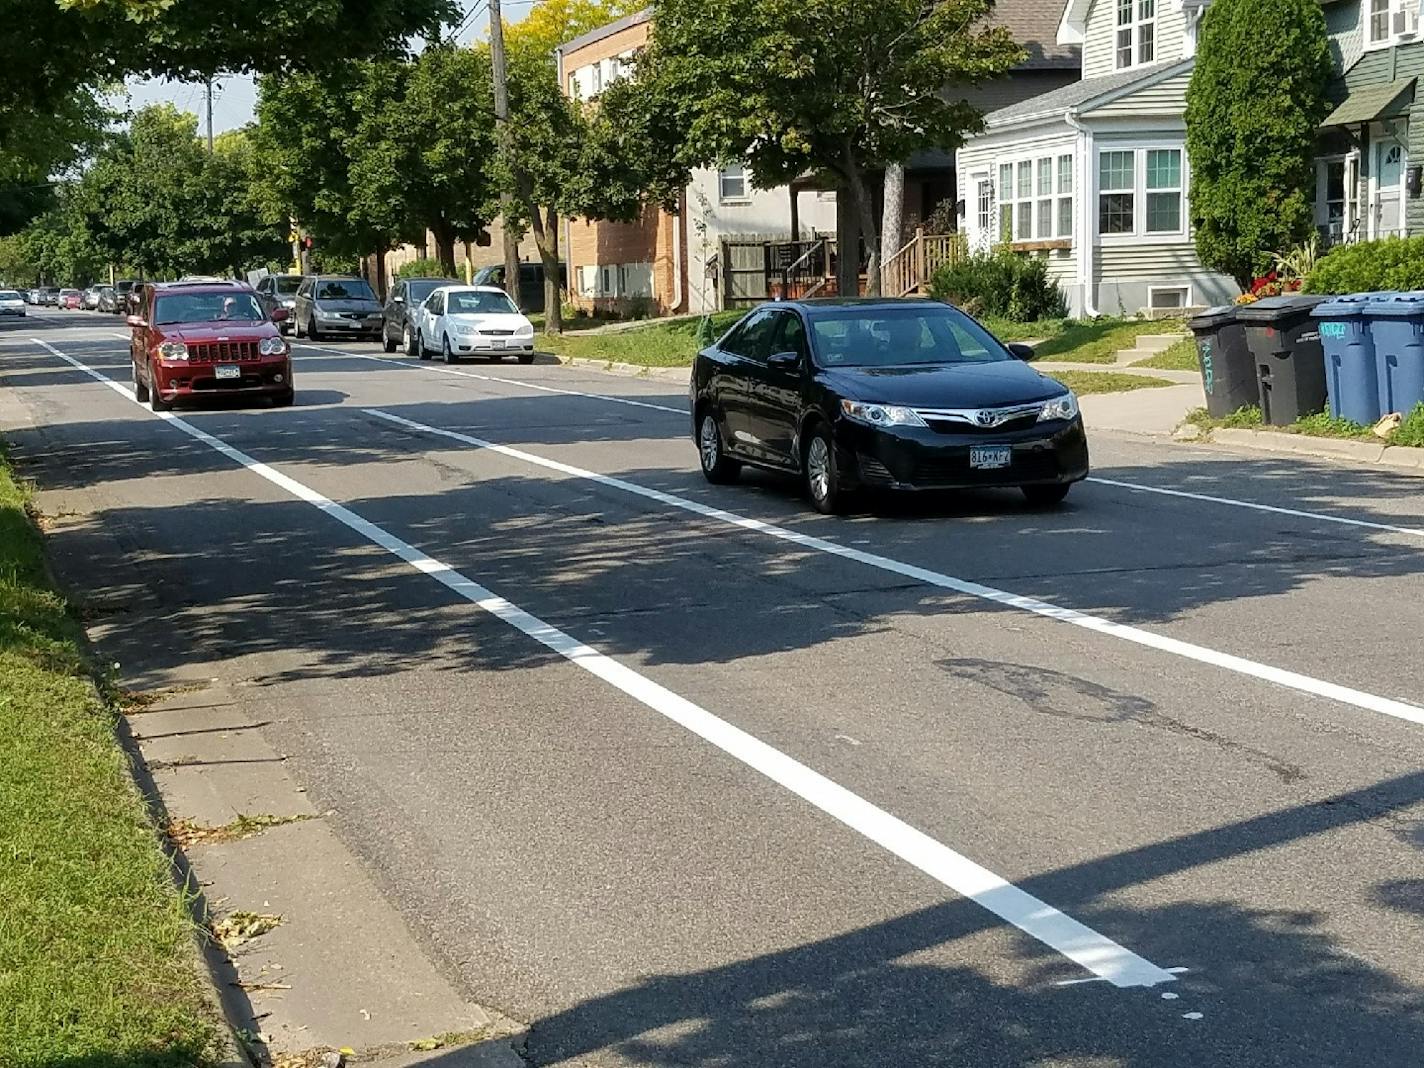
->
[928, 247, 1066, 322]
[396, 257, 447, 280]
[1394, 402, 1424, 447]
[1303, 236, 1424, 294]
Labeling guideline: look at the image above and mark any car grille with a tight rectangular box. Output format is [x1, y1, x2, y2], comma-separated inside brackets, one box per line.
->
[187, 341, 260, 363]
[480, 329, 516, 336]
[912, 450, 1060, 486]
[923, 413, 1040, 435]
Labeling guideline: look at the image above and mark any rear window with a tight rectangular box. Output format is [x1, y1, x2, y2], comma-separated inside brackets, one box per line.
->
[315, 279, 375, 301]
[446, 290, 518, 315]
[809, 305, 1011, 368]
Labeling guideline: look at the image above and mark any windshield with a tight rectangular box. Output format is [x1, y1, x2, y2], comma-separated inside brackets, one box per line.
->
[0, 291, 20, 300]
[809, 305, 1011, 368]
[275, 276, 304, 295]
[154, 292, 265, 325]
[315, 279, 375, 301]
[447, 290, 518, 315]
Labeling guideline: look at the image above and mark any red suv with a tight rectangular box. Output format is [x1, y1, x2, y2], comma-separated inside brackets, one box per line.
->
[129, 281, 294, 410]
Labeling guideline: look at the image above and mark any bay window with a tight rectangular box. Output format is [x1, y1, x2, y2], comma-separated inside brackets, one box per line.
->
[996, 152, 1074, 244]
[1097, 147, 1185, 237]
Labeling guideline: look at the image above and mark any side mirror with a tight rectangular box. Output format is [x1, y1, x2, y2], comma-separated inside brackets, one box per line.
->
[1006, 342, 1035, 361]
[125, 314, 145, 329]
[393, 294, 405, 304]
[767, 350, 801, 371]
[270, 307, 289, 323]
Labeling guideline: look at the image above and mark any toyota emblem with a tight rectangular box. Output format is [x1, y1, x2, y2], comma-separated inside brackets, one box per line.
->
[975, 410, 995, 427]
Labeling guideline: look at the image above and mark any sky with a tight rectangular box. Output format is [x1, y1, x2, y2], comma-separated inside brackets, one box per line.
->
[117, 0, 501, 135]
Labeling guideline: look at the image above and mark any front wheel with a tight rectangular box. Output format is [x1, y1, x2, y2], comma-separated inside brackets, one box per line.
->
[697, 413, 740, 485]
[1022, 483, 1071, 508]
[307, 319, 321, 342]
[382, 331, 397, 354]
[271, 389, 295, 408]
[148, 366, 171, 412]
[803, 426, 847, 514]
[132, 360, 149, 402]
[442, 334, 458, 364]
[518, 353, 535, 365]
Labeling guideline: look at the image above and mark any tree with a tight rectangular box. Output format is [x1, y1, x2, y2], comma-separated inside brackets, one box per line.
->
[1184, 0, 1332, 288]
[640, 0, 1021, 293]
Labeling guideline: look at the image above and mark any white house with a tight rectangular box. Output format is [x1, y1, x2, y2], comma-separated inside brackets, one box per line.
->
[955, 0, 1238, 316]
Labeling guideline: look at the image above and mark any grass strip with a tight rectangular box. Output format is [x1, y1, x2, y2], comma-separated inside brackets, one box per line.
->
[1184, 403, 1424, 446]
[1040, 370, 1176, 396]
[0, 443, 221, 1067]
[1132, 336, 1199, 371]
[538, 310, 745, 368]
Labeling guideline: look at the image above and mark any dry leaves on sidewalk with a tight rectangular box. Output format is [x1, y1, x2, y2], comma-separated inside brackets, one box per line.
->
[210, 910, 283, 948]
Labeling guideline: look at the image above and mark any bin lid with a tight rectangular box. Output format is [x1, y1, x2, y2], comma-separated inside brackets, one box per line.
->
[1312, 291, 1398, 318]
[1187, 305, 1238, 331]
[1363, 290, 1424, 317]
[1234, 293, 1328, 323]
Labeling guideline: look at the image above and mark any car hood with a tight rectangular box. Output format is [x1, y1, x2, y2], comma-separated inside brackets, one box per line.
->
[159, 323, 278, 342]
[314, 299, 381, 313]
[820, 360, 1067, 408]
[447, 312, 529, 330]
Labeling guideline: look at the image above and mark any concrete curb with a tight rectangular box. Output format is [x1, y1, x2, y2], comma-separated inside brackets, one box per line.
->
[1187, 426, 1424, 475]
[556, 354, 691, 380]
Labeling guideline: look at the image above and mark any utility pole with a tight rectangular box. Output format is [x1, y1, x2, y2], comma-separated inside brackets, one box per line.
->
[205, 78, 215, 153]
[488, 0, 521, 309]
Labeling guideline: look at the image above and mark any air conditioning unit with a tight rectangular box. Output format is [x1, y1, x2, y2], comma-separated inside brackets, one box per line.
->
[1393, 6, 1418, 36]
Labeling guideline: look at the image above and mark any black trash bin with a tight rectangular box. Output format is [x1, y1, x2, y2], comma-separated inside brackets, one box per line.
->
[1235, 294, 1328, 425]
[1187, 305, 1257, 418]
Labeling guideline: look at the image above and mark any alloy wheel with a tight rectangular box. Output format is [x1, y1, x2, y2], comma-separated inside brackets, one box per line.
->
[806, 436, 831, 503]
[699, 416, 720, 472]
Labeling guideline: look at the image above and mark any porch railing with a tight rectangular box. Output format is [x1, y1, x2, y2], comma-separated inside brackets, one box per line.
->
[881, 229, 966, 297]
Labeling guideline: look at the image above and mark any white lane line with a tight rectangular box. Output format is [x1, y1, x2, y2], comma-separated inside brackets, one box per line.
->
[1088, 476, 1424, 540]
[290, 343, 687, 415]
[31, 336, 1177, 990]
[366, 407, 1424, 731]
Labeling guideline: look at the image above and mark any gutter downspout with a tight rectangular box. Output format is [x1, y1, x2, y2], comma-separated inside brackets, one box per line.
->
[1065, 107, 1099, 317]
[672, 198, 684, 313]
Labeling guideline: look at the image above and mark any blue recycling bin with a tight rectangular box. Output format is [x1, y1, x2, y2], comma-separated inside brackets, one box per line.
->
[1366, 292, 1424, 417]
[1312, 292, 1394, 424]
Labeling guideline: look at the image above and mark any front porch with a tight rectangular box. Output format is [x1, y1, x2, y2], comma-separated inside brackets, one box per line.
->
[1316, 77, 1419, 247]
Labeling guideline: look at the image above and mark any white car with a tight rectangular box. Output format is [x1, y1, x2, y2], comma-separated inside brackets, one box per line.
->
[0, 289, 25, 318]
[415, 285, 535, 364]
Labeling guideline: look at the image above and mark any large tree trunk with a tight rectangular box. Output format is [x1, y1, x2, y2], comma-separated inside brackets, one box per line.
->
[880, 161, 905, 296]
[843, 145, 880, 297]
[373, 240, 388, 301]
[532, 206, 563, 336]
[431, 222, 457, 276]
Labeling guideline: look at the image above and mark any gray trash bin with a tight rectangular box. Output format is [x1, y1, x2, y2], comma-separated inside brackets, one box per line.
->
[1235, 294, 1328, 425]
[1187, 306, 1256, 418]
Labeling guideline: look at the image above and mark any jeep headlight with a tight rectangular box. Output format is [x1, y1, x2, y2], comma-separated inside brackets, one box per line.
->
[259, 336, 288, 356]
[157, 341, 189, 360]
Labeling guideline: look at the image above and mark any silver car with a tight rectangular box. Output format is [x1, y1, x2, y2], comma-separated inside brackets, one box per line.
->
[0, 289, 26, 317]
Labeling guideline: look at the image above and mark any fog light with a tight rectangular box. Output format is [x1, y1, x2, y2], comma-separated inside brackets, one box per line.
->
[274, 374, 284, 383]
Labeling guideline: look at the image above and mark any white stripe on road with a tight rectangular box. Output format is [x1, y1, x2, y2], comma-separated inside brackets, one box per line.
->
[1088, 476, 1424, 540]
[291, 343, 686, 415]
[30, 336, 1176, 990]
[366, 407, 1424, 731]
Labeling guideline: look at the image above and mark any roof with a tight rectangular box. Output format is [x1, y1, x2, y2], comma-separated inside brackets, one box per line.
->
[1322, 77, 1416, 127]
[558, 8, 652, 55]
[984, 59, 1190, 126]
[988, 0, 1080, 68]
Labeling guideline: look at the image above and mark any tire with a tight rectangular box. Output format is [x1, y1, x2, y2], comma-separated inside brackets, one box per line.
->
[132, 360, 149, 402]
[803, 424, 847, 514]
[518, 353, 535, 365]
[148, 365, 171, 412]
[442, 334, 458, 364]
[308, 319, 321, 342]
[489, 353, 505, 363]
[295, 315, 306, 340]
[697, 412, 740, 485]
[1022, 483, 1071, 508]
[405, 324, 421, 358]
[382, 331, 397, 354]
[271, 389, 295, 408]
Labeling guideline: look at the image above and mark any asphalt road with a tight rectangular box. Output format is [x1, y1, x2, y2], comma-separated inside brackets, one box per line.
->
[7, 310, 1424, 1067]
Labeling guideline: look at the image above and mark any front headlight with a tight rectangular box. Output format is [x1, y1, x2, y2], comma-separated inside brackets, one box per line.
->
[157, 341, 189, 361]
[840, 400, 927, 428]
[259, 337, 288, 356]
[456, 323, 479, 336]
[515, 322, 534, 338]
[1037, 391, 1079, 422]
[316, 308, 340, 319]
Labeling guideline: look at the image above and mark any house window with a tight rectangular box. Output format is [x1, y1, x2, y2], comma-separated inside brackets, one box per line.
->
[719, 165, 748, 203]
[1149, 285, 1190, 310]
[997, 153, 1074, 243]
[1366, 0, 1420, 44]
[1116, 0, 1156, 69]
[976, 179, 993, 235]
[576, 265, 597, 297]
[1145, 149, 1183, 232]
[1099, 150, 1136, 234]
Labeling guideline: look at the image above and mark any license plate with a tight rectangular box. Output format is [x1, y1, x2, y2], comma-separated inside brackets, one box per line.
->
[215, 365, 240, 380]
[969, 445, 1012, 469]
[489, 339, 505, 349]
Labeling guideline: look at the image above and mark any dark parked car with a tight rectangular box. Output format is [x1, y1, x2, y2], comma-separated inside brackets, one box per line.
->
[382, 276, 458, 354]
[471, 261, 566, 314]
[690, 298, 1089, 514]
[254, 273, 307, 334]
[96, 286, 118, 313]
[294, 275, 382, 342]
[113, 279, 141, 315]
[128, 280, 293, 410]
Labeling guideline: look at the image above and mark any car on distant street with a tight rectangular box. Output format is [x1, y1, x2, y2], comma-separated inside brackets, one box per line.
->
[112, 279, 140, 315]
[254, 273, 306, 334]
[96, 286, 118, 313]
[37, 287, 59, 306]
[381, 276, 459, 354]
[413, 285, 535, 364]
[294, 275, 383, 342]
[58, 288, 82, 310]
[82, 286, 101, 310]
[0, 289, 25, 317]
[471, 261, 567, 314]
[24, 289, 39, 305]
[128, 280, 293, 410]
[690, 298, 1089, 514]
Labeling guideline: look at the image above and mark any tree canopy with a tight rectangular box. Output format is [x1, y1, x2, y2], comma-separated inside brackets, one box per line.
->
[1184, 0, 1332, 287]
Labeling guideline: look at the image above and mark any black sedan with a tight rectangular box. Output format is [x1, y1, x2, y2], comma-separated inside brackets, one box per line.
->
[690, 298, 1088, 514]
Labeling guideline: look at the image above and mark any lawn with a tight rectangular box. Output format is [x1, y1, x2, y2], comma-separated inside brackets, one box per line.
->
[0, 445, 221, 1066]
[995, 316, 1188, 364]
[1132, 336, 1199, 371]
[539, 310, 746, 368]
[1040, 370, 1175, 396]
[1184, 403, 1424, 445]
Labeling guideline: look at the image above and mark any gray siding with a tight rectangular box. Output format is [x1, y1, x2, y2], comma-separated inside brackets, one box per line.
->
[1090, 70, 1192, 115]
[1083, 0, 1187, 80]
[1337, 41, 1424, 234]
[1095, 244, 1236, 313]
[1324, 0, 1364, 73]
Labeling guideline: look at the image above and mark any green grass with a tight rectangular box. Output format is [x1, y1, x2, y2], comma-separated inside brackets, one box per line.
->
[0, 446, 221, 1066]
[1183, 403, 1424, 446]
[1040, 370, 1175, 396]
[539, 310, 746, 367]
[1393, 402, 1424, 447]
[1132, 336, 1199, 370]
[977, 316, 1071, 343]
[1024, 317, 1188, 364]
